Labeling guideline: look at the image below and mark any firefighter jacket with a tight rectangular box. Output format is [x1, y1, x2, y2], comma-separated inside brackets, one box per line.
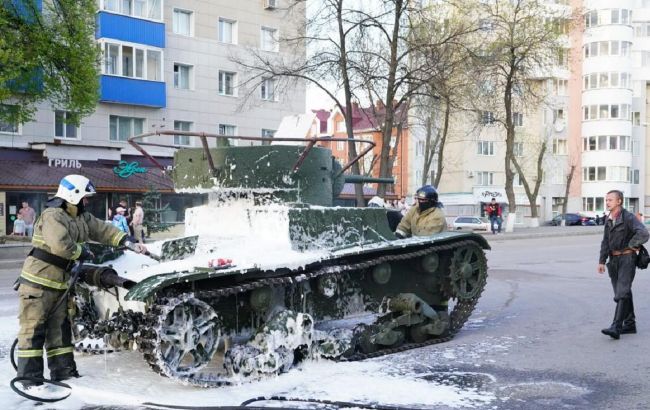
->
[19, 201, 127, 291]
[396, 205, 447, 238]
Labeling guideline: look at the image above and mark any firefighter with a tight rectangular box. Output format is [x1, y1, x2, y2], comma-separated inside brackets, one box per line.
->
[395, 185, 447, 238]
[16, 175, 147, 387]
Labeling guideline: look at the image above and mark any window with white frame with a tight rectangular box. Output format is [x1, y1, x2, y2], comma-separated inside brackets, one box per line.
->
[582, 104, 631, 120]
[477, 140, 494, 156]
[102, 0, 162, 20]
[218, 124, 236, 136]
[109, 115, 144, 142]
[582, 166, 606, 182]
[476, 171, 494, 186]
[553, 108, 564, 122]
[553, 79, 568, 95]
[633, 111, 640, 125]
[261, 27, 279, 51]
[336, 120, 346, 132]
[102, 42, 163, 81]
[633, 169, 640, 184]
[514, 173, 523, 186]
[337, 140, 345, 151]
[54, 111, 78, 139]
[219, 18, 237, 44]
[174, 63, 192, 89]
[480, 110, 495, 125]
[173, 8, 193, 36]
[513, 112, 523, 126]
[552, 138, 567, 155]
[0, 113, 19, 134]
[260, 78, 275, 101]
[513, 142, 524, 157]
[218, 71, 236, 96]
[583, 197, 605, 212]
[174, 120, 192, 145]
[261, 129, 275, 139]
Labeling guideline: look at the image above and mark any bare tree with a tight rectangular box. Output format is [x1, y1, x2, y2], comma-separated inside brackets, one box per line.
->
[468, 0, 573, 231]
[510, 133, 548, 227]
[560, 164, 577, 226]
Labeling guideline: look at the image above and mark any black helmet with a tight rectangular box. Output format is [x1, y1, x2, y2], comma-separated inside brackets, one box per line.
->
[416, 185, 438, 203]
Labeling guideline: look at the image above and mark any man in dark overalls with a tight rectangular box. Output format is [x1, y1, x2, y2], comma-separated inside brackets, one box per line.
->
[598, 190, 649, 339]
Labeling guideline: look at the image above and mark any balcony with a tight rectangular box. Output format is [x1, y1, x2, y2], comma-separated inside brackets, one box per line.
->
[100, 75, 166, 108]
[96, 11, 164, 48]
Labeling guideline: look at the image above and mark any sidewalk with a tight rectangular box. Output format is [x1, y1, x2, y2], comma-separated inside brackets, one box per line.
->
[478, 225, 604, 242]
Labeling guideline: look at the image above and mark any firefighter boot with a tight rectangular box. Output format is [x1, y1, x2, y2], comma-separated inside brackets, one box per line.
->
[621, 297, 636, 334]
[48, 349, 81, 381]
[601, 300, 627, 340]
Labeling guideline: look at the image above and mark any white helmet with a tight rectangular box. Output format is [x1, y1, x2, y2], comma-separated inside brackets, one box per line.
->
[55, 174, 97, 204]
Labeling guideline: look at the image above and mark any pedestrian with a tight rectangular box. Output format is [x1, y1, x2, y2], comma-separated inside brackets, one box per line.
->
[131, 201, 145, 244]
[117, 199, 133, 235]
[15, 175, 148, 388]
[595, 214, 601, 226]
[18, 201, 36, 237]
[12, 214, 26, 236]
[598, 190, 649, 339]
[485, 198, 502, 234]
[112, 206, 130, 234]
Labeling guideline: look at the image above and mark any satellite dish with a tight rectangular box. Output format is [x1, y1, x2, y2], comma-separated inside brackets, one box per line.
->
[554, 119, 565, 132]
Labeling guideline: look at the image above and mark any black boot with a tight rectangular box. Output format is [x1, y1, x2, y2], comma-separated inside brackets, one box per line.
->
[621, 297, 636, 334]
[602, 300, 627, 339]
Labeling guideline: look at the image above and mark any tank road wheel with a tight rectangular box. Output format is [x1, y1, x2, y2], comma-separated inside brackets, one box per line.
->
[449, 244, 488, 300]
[143, 295, 221, 379]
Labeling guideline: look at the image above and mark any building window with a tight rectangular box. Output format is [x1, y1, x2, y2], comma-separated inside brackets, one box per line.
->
[582, 104, 631, 121]
[174, 63, 192, 89]
[552, 139, 567, 155]
[337, 140, 345, 151]
[476, 171, 494, 186]
[480, 111, 495, 125]
[633, 169, 640, 184]
[219, 18, 237, 44]
[54, 111, 78, 139]
[0, 109, 19, 134]
[218, 124, 237, 136]
[102, 0, 162, 20]
[174, 120, 192, 146]
[261, 129, 275, 139]
[173, 8, 193, 36]
[553, 79, 567, 95]
[336, 120, 346, 132]
[513, 112, 523, 126]
[416, 140, 425, 156]
[218, 71, 236, 96]
[260, 78, 275, 101]
[102, 42, 163, 81]
[109, 115, 144, 142]
[582, 197, 605, 212]
[261, 27, 279, 51]
[513, 142, 524, 157]
[477, 140, 494, 156]
[584, 10, 598, 28]
[582, 166, 606, 182]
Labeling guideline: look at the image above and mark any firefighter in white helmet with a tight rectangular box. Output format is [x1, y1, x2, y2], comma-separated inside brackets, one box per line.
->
[15, 175, 147, 387]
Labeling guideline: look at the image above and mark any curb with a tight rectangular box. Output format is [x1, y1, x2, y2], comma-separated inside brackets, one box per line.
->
[480, 228, 604, 242]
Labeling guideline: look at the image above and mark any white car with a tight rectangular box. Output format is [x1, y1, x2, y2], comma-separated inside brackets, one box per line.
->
[452, 216, 490, 232]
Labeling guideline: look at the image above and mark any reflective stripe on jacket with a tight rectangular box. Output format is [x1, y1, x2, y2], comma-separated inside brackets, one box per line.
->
[20, 206, 127, 290]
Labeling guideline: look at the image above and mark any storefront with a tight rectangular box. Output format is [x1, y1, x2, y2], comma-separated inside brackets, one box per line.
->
[0, 146, 205, 235]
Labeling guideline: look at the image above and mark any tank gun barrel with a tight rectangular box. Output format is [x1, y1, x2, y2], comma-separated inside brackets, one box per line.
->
[344, 175, 395, 185]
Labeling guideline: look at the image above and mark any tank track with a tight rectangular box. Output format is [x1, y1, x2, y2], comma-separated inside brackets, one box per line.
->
[135, 239, 487, 387]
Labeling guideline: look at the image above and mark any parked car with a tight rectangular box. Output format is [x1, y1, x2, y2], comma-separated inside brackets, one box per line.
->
[452, 216, 491, 232]
[548, 213, 595, 226]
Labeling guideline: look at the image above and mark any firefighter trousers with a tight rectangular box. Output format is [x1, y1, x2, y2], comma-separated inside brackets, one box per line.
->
[16, 284, 77, 382]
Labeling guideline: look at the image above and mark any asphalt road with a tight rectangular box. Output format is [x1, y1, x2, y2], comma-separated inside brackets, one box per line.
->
[0, 233, 648, 409]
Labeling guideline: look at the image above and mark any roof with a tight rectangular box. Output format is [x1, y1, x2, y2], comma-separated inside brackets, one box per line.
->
[312, 109, 331, 133]
[338, 183, 397, 198]
[275, 112, 317, 140]
[0, 160, 174, 192]
[331, 102, 410, 132]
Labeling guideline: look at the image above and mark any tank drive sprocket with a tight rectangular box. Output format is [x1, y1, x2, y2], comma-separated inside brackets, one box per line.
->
[138, 294, 221, 379]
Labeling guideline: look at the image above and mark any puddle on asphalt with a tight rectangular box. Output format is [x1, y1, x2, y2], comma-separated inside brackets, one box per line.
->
[419, 370, 496, 390]
[499, 381, 590, 400]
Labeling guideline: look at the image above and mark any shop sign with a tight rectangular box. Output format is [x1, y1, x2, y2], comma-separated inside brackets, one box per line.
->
[474, 188, 506, 203]
[113, 161, 147, 178]
[48, 158, 82, 169]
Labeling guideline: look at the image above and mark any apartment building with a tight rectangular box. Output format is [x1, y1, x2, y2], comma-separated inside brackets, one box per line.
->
[412, 0, 650, 226]
[0, 0, 306, 234]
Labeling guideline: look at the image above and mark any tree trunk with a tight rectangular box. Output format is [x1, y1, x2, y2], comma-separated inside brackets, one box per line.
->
[433, 97, 451, 188]
[561, 165, 576, 227]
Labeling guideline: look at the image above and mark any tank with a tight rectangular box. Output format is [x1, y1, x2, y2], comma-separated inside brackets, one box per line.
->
[74, 131, 490, 386]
